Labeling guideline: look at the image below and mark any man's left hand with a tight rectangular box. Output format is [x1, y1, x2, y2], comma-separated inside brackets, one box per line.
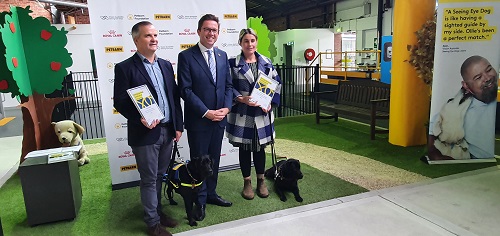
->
[174, 131, 182, 142]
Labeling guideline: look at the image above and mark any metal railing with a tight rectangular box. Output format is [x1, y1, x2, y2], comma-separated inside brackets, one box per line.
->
[274, 64, 317, 117]
[53, 72, 105, 140]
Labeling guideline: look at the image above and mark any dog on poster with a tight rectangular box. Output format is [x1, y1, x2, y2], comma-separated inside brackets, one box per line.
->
[166, 155, 213, 226]
[265, 158, 304, 202]
[52, 120, 89, 166]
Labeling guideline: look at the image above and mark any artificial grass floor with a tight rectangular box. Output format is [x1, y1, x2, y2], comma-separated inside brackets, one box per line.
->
[275, 115, 498, 178]
[0, 153, 365, 235]
[1, 114, 497, 235]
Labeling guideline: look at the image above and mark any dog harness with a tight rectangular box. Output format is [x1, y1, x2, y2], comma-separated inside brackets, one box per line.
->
[168, 162, 203, 189]
[274, 157, 289, 180]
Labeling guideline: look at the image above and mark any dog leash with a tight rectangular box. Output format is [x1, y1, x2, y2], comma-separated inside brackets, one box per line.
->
[268, 109, 279, 177]
[164, 141, 180, 181]
[267, 108, 288, 180]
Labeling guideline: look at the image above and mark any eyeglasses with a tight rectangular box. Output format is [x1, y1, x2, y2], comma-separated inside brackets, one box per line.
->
[202, 28, 219, 34]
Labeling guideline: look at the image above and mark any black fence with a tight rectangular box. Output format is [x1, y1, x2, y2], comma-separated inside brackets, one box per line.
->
[54, 66, 318, 140]
[53, 72, 105, 140]
[275, 64, 317, 117]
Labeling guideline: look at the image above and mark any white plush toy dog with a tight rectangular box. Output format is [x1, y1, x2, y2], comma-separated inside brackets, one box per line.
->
[52, 120, 90, 166]
[432, 90, 472, 160]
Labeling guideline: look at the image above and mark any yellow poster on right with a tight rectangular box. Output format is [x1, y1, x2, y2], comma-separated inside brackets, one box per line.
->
[426, 0, 499, 164]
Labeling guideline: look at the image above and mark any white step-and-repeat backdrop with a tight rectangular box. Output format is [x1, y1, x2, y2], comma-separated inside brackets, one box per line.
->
[87, 0, 246, 188]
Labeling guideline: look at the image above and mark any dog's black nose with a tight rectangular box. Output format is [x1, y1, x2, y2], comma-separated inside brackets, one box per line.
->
[62, 137, 66, 140]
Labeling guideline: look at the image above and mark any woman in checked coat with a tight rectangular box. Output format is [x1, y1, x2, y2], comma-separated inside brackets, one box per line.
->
[226, 28, 282, 200]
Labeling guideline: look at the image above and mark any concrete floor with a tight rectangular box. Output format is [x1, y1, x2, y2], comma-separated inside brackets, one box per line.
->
[177, 167, 500, 236]
[0, 108, 22, 188]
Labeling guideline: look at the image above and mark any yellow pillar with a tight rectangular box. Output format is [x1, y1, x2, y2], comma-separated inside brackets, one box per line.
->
[389, 0, 436, 146]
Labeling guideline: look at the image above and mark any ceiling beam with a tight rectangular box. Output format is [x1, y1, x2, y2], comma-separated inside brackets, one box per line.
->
[36, 0, 87, 8]
[260, 0, 340, 21]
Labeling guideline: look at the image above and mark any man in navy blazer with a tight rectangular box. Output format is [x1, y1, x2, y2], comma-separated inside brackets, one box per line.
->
[114, 21, 182, 236]
[177, 14, 233, 221]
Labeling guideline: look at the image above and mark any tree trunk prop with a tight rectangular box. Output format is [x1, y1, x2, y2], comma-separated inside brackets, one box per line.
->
[19, 93, 76, 163]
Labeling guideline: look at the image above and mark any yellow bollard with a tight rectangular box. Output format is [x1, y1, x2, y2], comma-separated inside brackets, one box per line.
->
[389, 0, 436, 146]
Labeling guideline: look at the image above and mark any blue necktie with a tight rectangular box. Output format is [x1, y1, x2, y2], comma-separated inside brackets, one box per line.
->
[207, 50, 216, 82]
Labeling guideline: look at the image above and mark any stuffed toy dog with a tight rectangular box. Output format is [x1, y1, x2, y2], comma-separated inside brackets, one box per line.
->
[265, 158, 304, 202]
[52, 120, 90, 166]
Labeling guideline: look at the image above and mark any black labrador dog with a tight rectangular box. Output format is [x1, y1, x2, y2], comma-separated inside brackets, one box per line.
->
[166, 155, 212, 226]
[264, 158, 304, 202]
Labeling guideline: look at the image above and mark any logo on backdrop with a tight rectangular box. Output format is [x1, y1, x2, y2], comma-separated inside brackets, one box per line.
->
[112, 108, 120, 114]
[100, 15, 124, 20]
[221, 43, 239, 47]
[224, 14, 238, 19]
[180, 44, 196, 50]
[103, 30, 123, 38]
[108, 78, 115, 83]
[158, 45, 174, 50]
[116, 137, 128, 142]
[154, 14, 172, 20]
[105, 46, 124, 53]
[221, 28, 239, 34]
[128, 14, 150, 20]
[177, 15, 198, 20]
[179, 29, 196, 36]
[158, 29, 173, 36]
[107, 62, 116, 69]
[120, 164, 137, 172]
[118, 150, 135, 159]
[115, 123, 127, 129]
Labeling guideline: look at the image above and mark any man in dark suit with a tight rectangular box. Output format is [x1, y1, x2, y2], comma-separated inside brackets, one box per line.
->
[114, 21, 182, 236]
[177, 14, 233, 221]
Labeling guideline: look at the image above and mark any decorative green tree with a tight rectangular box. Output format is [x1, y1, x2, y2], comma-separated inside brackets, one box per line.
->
[247, 17, 277, 61]
[0, 11, 19, 96]
[0, 6, 73, 162]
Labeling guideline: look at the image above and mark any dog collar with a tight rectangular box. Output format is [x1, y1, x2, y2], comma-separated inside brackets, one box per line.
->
[180, 181, 203, 189]
[169, 180, 203, 189]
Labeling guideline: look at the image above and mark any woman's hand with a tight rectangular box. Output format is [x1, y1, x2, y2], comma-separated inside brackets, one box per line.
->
[237, 96, 258, 106]
[261, 104, 272, 113]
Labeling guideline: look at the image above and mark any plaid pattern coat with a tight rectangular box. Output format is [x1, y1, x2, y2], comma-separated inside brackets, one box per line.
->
[226, 52, 282, 145]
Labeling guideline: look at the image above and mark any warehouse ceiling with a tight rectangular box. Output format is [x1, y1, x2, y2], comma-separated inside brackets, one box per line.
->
[246, 0, 341, 19]
[44, 0, 344, 30]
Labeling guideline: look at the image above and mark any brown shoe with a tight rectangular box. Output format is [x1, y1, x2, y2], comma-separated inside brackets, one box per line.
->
[256, 178, 269, 198]
[241, 178, 254, 200]
[159, 212, 178, 228]
[147, 223, 172, 236]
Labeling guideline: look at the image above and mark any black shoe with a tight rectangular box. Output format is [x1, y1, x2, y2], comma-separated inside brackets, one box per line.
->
[159, 212, 178, 228]
[194, 204, 206, 221]
[206, 196, 232, 207]
[147, 223, 172, 236]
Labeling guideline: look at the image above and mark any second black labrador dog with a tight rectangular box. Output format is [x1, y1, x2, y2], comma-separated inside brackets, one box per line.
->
[166, 155, 212, 226]
[264, 158, 304, 202]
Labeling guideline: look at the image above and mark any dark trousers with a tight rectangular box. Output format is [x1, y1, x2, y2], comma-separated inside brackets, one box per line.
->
[239, 149, 266, 177]
[186, 125, 224, 205]
[132, 126, 174, 227]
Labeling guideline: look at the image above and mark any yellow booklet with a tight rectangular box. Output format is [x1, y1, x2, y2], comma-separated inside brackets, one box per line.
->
[250, 73, 279, 108]
[47, 151, 76, 164]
